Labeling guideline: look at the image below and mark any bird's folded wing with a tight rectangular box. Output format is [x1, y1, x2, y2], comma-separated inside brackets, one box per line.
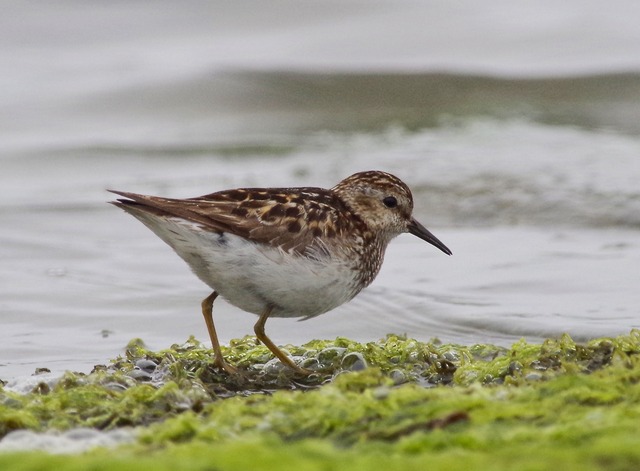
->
[109, 188, 358, 255]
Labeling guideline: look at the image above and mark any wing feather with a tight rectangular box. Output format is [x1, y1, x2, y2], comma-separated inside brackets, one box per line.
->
[109, 187, 360, 256]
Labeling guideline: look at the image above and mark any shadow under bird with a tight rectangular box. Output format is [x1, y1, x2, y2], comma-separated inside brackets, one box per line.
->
[109, 170, 452, 375]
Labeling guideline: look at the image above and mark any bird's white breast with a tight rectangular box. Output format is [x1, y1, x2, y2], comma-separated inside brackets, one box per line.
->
[137, 214, 362, 318]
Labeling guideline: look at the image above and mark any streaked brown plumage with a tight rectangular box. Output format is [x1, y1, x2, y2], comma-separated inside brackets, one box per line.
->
[109, 170, 451, 375]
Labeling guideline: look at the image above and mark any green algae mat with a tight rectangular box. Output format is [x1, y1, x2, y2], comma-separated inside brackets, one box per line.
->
[2, 331, 640, 470]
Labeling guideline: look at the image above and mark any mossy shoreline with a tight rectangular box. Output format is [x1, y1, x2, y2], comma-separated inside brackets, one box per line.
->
[2, 331, 640, 470]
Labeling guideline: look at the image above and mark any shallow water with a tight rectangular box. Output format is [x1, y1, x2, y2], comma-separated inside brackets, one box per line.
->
[2, 0, 640, 382]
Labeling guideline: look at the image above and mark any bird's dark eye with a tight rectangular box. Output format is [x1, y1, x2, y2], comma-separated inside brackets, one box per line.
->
[382, 196, 398, 208]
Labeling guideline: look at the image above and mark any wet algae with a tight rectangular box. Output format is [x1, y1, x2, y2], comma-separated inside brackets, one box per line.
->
[2, 331, 640, 470]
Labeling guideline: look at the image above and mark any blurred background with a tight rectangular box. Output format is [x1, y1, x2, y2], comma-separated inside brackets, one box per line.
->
[2, 0, 640, 381]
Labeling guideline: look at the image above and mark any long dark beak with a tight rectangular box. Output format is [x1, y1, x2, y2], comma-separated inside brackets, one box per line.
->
[407, 218, 452, 256]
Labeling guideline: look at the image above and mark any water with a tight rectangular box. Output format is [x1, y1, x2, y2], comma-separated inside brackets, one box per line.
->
[2, 0, 640, 383]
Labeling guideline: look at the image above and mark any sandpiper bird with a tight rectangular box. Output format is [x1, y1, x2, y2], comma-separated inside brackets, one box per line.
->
[109, 170, 451, 375]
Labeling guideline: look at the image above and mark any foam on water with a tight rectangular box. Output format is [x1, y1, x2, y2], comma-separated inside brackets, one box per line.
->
[0, 428, 135, 454]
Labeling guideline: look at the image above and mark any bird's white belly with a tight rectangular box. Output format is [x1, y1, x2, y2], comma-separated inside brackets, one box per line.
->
[147, 217, 361, 318]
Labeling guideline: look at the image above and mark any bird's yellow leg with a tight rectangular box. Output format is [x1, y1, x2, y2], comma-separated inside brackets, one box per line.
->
[254, 306, 312, 376]
[201, 291, 237, 374]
